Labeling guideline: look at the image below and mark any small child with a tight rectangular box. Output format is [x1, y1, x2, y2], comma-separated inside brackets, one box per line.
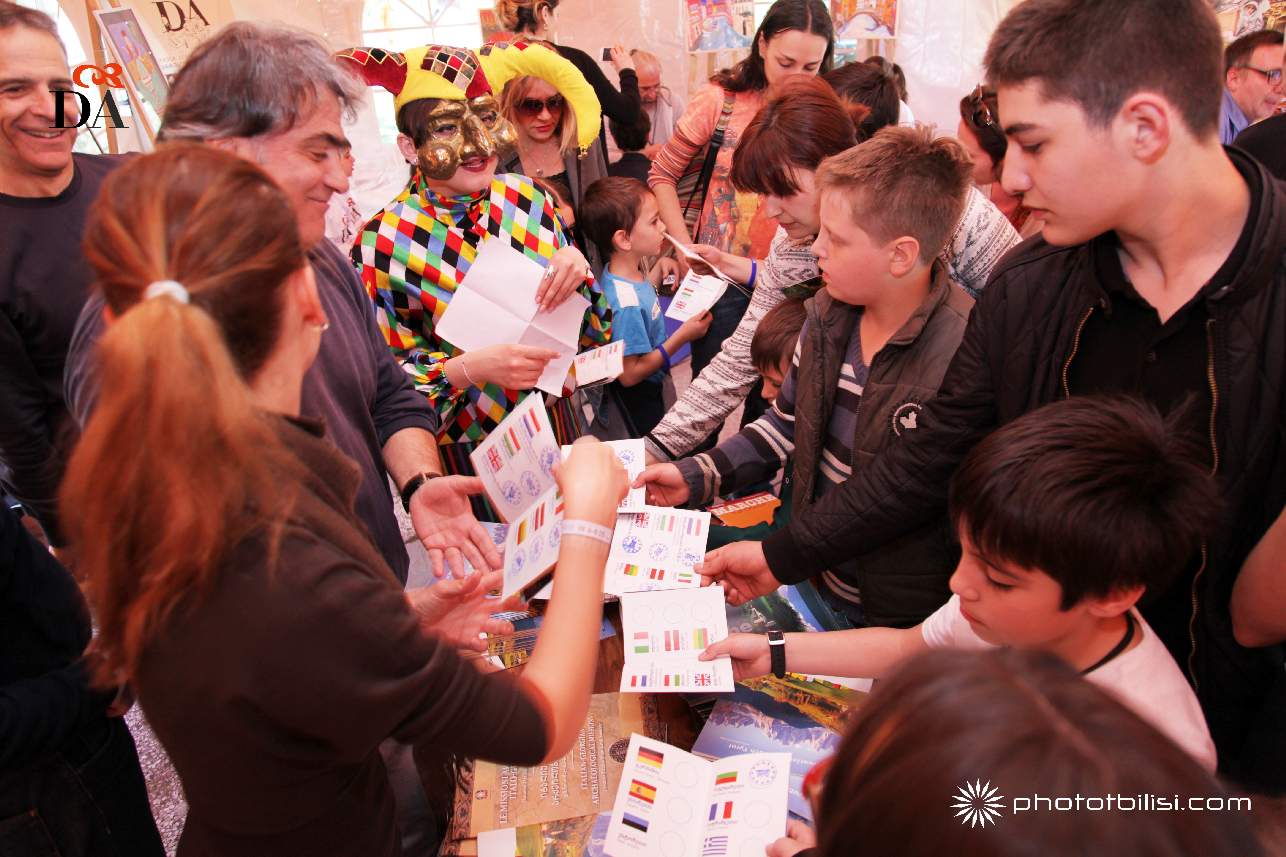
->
[607, 113, 653, 184]
[581, 177, 711, 436]
[749, 299, 806, 402]
[701, 395, 1222, 771]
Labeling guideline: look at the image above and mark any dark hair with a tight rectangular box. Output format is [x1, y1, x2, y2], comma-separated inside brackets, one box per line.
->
[863, 55, 907, 102]
[959, 85, 1007, 181]
[751, 299, 806, 372]
[0, 0, 60, 42]
[161, 22, 361, 142]
[579, 176, 651, 257]
[816, 126, 973, 264]
[609, 111, 651, 153]
[731, 76, 863, 197]
[823, 61, 902, 139]
[815, 648, 1263, 857]
[948, 396, 1221, 610]
[712, 0, 834, 94]
[68, 144, 306, 685]
[1225, 28, 1285, 74]
[984, 0, 1223, 139]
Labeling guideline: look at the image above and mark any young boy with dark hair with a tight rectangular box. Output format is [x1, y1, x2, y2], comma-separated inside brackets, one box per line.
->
[700, 0, 1286, 789]
[581, 176, 710, 435]
[638, 127, 975, 628]
[607, 112, 653, 184]
[749, 299, 806, 401]
[703, 395, 1221, 773]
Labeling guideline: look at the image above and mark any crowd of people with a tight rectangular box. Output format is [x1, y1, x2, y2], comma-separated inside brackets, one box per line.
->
[1, 0, 1283, 855]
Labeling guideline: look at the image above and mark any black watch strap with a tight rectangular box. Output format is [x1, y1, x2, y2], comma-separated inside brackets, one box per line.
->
[768, 630, 786, 678]
[399, 471, 441, 513]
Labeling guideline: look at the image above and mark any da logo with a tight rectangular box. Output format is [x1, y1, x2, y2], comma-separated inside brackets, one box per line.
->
[892, 401, 922, 437]
[52, 64, 128, 130]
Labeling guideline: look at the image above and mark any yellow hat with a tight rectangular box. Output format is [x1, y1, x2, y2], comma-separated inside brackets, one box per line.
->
[336, 40, 601, 153]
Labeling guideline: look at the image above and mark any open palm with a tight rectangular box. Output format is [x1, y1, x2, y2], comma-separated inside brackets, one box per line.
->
[407, 570, 522, 651]
[409, 475, 503, 577]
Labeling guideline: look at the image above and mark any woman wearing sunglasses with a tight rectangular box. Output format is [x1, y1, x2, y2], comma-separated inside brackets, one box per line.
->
[957, 84, 1045, 239]
[500, 74, 608, 228]
[773, 649, 1264, 857]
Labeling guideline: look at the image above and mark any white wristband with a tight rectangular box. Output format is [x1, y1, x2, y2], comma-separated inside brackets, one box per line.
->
[561, 518, 614, 546]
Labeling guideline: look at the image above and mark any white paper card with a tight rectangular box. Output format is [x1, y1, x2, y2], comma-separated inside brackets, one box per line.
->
[500, 485, 564, 599]
[665, 271, 727, 322]
[618, 587, 734, 693]
[562, 439, 645, 512]
[664, 234, 738, 284]
[575, 340, 625, 387]
[476, 826, 517, 857]
[604, 734, 789, 857]
[435, 238, 589, 393]
[603, 505, 710, 595]
[469, 394, 561, 523]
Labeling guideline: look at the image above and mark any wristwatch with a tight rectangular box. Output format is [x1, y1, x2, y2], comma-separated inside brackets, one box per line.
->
[767, 630, 786, 678]
[399, 471, 441, 513]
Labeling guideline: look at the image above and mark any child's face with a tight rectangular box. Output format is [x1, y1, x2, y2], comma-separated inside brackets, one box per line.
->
[625, 192, 666, 257]
[759, 358, 789, 400]
[811, 191, 893, 306]
[949, 531, 1093, 650]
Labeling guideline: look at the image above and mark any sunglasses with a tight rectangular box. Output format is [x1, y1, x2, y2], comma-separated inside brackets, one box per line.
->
[969, 83, 1000, 133]
[1239, 65, 1283, 86]
[516, 94, 566, 118]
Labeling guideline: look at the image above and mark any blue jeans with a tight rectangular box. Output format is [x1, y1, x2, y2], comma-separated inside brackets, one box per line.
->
[0, 717, 163, 857]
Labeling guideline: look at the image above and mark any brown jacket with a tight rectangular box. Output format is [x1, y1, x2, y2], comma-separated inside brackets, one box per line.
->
[135, 417, 548, 857]
[791, 263, 973, 627]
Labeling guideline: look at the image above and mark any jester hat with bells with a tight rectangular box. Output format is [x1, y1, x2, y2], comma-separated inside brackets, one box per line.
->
[336, 41, 601, 181]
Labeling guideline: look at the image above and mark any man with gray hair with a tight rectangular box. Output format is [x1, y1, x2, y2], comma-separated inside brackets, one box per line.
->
[630, 48, 684, 159]
[64, 23, 505, 851]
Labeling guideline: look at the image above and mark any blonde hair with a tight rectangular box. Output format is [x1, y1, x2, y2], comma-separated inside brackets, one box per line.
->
[65, 144, 306, 686]
[501, 73, 579, 157]
[815, 126, 972, 264]
[494, 0, 554, 33]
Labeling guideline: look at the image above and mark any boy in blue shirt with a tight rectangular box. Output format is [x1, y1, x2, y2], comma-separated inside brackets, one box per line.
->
[581, 177, 711, 435]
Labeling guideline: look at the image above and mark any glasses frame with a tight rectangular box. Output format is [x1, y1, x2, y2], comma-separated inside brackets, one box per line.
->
[515, 94, 566, 119]
[1238, 65, 1284, 86]
[969, 83, 1001, 134]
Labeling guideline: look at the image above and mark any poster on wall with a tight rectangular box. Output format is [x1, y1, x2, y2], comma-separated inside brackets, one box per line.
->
[119, 0, 232, 74]
[1233, 0, 1286, 35]
[832, 0, 898, 40]
[94, 7, 168, 131]
[686, 0, 755, 52]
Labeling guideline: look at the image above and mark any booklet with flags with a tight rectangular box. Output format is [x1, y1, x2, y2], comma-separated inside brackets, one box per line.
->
[604, 734, 789, 857]
[619, 587, 734, 693]
[469, 394, 561, 523]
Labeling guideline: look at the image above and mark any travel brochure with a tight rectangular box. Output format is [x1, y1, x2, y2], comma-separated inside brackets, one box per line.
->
[619, 587, 735, 694]
[604, 734, 789, 857]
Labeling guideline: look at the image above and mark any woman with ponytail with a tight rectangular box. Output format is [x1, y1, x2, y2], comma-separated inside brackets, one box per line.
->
[64, 144, 628, 857]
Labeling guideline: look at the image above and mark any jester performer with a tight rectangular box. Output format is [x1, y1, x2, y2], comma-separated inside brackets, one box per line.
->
[338, 41, 611, 515]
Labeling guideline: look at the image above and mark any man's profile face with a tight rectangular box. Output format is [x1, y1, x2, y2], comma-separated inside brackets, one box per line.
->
[1228, 43, 1283, 122]
[636, 63, 662, 106]
[0, 27, 76, 184]
[245, 88, 351, 249]
[995, 81, 1139, 246]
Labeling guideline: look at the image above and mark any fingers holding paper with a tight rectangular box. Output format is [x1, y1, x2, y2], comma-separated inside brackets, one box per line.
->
[537, 244, 592, 311]
[697, 540, 778, 604]
[766, 821, 818, 857]
[699, 632, 771, 681]
[557, 437, 629, 527]
[458, 344, 560, 390]
[633, 463, 690, 507]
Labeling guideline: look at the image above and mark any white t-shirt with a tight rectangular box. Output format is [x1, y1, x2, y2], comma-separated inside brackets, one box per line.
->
[921, 595, 1218, 771]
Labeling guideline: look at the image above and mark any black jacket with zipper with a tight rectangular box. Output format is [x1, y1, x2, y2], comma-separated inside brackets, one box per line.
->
[764, 149, 1286, 789]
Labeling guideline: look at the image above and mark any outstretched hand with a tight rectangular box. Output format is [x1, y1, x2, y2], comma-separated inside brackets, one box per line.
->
[409, 475, 503, 578]
[698, 540, 778, 604]
[407, 570, 522, 652]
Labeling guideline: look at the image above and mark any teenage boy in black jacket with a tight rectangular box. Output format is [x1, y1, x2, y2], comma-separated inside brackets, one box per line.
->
[701, 0, 1286, 792]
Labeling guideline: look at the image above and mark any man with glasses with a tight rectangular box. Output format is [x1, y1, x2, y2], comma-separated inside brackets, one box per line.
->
[1233, 32, 1286, 179]
[1218, 28, 1283, 144]
[630, 49, 684, 159]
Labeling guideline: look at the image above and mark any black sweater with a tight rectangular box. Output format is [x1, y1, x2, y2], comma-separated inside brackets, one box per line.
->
[0, 506, 111, 769]
[0, 154, 126, 545]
